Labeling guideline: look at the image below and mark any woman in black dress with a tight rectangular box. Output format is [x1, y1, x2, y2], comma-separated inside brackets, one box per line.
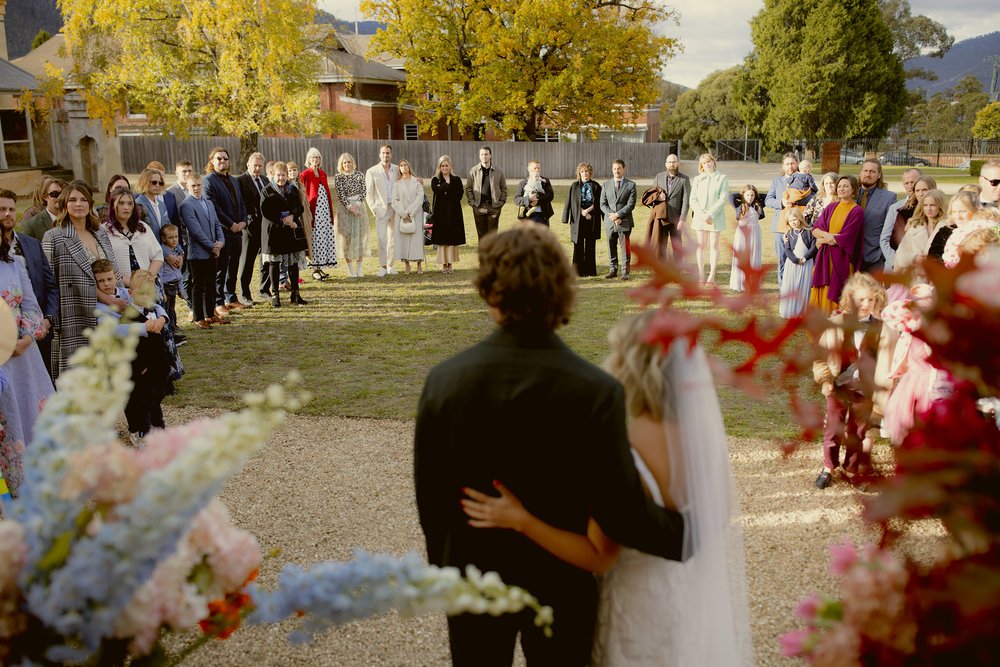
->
[430, 155, 466, 274]
[562, 162, 603, 277]
[260, 161, 308, 307]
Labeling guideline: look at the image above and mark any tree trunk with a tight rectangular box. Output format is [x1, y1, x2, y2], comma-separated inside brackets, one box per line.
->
[239, 132, 259, 169]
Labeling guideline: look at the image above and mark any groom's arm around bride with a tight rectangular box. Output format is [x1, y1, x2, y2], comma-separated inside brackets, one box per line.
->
[414, 224, 684, 667]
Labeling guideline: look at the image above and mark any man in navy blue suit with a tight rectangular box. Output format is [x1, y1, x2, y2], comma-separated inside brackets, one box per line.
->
[203, 147, 247, 319]
[1, 189, 58, 382]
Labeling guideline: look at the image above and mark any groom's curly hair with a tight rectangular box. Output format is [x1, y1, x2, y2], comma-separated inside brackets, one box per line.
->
[476, 224, 575, 332]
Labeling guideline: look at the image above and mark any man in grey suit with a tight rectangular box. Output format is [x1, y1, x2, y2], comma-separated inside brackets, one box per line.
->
[600, 159, 637, 281]
[856, 159, 897, 274]
[466, 146, 507, 240]
[651, 154, 690, 260]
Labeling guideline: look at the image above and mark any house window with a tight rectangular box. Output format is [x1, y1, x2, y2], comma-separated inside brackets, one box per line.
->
[534, 129, 560, 142]
[404, 124, 419, 140]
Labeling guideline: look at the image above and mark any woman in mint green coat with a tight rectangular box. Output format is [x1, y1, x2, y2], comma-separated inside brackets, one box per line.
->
[689, 154, 729, 284]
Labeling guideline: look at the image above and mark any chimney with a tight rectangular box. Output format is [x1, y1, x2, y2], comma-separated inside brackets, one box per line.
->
[0, 0, 9, 61]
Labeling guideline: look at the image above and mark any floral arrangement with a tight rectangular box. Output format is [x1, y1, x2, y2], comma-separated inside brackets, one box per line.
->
[777, 251, 1000, 665]
[628, 239, 1000, 665]
[0, 319, 551, 666]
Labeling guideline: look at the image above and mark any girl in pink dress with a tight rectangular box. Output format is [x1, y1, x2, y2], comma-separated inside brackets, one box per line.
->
[881, 284, 936, 446]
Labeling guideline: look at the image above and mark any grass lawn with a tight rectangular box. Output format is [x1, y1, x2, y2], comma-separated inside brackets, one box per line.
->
[170, 184, 814, 440]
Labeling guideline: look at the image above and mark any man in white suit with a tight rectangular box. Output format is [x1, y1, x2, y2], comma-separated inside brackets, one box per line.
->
[365, 144, 400, 277]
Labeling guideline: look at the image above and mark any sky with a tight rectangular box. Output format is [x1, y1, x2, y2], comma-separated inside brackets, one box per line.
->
[318, 0, 1000, 89]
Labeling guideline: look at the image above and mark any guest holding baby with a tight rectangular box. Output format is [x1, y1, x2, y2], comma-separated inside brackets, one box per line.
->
[514, 160, 554, 225]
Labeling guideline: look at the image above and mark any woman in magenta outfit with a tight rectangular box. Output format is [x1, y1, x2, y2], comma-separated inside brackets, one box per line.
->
[809, 175, 865, 315]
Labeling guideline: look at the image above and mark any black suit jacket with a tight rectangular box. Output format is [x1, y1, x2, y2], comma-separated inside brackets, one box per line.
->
[204, 171, 246, 239]
[15, 232, 59, 321]
[513, 177, 555, 221]
[654, 171, 691, 225]
[415, 327, 685, 606]
[237, 172, 265, 240]
[561, 179, 603, 243]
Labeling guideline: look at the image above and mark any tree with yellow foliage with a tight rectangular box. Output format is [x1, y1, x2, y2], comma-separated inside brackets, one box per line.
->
[362, 0, 680, 141]
[58, 0, 351, 163]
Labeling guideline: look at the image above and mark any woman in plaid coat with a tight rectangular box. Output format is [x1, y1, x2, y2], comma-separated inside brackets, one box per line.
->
[42, 181, 121, 376]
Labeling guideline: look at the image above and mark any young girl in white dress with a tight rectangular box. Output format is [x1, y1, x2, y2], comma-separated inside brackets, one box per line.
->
[729, 185, 762, 292]
[462, 311, 754, 666]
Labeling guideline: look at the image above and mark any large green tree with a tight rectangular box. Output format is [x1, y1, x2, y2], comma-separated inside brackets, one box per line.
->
[737, 0, 906, 150]
[660, 67, 745, 151]
[362, 0, 680, 140]
[906, 76, 989, 139]
[59, 0, 351, 163]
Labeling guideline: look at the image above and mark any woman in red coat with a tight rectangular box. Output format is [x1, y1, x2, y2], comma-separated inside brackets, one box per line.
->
[298, 147, 337, 280]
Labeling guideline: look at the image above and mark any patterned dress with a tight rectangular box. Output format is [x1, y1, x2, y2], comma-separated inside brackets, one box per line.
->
[299, 168, 337, 270]
[334, 171, 370, 261]
[0, 259, 55, 497]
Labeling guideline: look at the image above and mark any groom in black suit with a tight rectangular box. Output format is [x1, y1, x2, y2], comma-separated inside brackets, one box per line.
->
[414, 225, 685, 666]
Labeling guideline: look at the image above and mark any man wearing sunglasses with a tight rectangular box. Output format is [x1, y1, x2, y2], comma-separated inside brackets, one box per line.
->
[21, 178, 67, 243]
[981, 159, 1000, 210]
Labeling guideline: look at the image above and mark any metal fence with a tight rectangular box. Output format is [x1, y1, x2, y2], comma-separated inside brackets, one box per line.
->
[826, 139, 1000, 169]
[120, 136, 676, 179]
[714, 139, 761, 163]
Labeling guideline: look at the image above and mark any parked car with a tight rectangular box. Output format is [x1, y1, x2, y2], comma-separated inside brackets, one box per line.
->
[839, 148, 865, 165]
[878, 151, 931, 167]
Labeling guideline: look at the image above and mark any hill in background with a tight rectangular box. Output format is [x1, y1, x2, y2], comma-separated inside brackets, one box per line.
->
[907, 31, 1000, 96]
[5, 0, 61, 59]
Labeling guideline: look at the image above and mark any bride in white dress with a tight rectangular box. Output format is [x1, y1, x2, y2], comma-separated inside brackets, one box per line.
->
[462, 311, 754, 666]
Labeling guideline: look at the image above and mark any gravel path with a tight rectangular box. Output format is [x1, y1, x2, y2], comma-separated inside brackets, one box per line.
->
[169, 408, 946, 666]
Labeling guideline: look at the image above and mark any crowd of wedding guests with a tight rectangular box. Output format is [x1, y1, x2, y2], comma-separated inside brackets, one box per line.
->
[1, 143, 998, 502]
[758, 155, 1000, 491]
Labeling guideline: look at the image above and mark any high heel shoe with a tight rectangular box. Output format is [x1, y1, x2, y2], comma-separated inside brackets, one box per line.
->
[270, 295, 281, 308]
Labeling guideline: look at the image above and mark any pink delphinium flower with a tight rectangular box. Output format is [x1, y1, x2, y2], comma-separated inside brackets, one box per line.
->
[795, 593, 822, 622]
[113, 500, 261, 655]
[841, 548, 914, 652]
[187, 500, 262, 594]
[780, 628, 815, 657]
[133, 419, 215, 472]
[829, 539, 858, 576]
[60, 443, 140, 506]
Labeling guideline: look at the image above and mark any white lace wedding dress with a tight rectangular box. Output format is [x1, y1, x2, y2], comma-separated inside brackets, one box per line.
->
[592, 342, 755, 666]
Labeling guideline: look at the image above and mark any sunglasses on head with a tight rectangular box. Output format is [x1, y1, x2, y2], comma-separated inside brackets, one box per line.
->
[983, 177, 1000, 187]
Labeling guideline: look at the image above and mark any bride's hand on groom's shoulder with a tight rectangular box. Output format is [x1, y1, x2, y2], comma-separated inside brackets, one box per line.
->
[461, 481, 529, 533]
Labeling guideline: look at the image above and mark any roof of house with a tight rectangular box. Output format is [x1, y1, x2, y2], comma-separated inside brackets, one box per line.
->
[0, 57, 38, 93]
[334, 32, 406, 70]
[316, 47, 406, 84]
[10, 33, 71, 82]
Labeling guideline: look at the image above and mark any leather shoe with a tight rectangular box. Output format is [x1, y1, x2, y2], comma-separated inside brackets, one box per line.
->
[227, 301, 247, 310]
[604, 269, 618, 279]
[211, 315, 231, 325]
[621, 272, 631, 281]
[814, 470, 833, 489]
[194, 319, 212, 330]
[215, 305, 231, 317]
[270, 296, 281, 308]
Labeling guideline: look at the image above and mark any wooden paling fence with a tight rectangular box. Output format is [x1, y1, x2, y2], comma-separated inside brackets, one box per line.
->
[121, 136, 676, 180]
